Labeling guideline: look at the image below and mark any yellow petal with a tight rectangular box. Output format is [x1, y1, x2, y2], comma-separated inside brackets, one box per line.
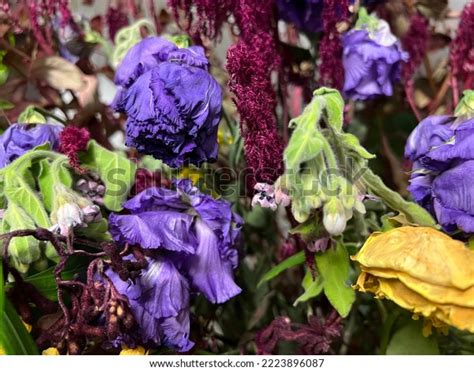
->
[352, 226, 474, 290]
[359, 266, 474, 308]
[42, 347, 60, 356]
[120, 346, 147, 355]
[354, 272, 474, 333]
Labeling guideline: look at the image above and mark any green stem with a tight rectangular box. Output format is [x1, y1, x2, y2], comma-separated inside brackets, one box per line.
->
[361, 169, 437, 227]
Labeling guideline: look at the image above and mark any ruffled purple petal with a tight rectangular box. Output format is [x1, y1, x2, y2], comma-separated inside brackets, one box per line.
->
[114, 36, 177, 88]
[183, 219, 241, 304]
[109, 212, 197, 253]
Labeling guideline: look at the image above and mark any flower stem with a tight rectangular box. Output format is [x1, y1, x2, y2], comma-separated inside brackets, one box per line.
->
[361, 168, 437, 227]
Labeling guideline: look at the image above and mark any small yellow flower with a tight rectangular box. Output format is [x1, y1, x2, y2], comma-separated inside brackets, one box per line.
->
[352, 226, 474, 333]
[120, 346, 147, 355]
[0, 346, 6, 355]
[42, 347, 60, 355]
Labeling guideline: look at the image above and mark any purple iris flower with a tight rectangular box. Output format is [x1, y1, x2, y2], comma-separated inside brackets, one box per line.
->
[112, 37, 222, 168]
[0, 123, 62, 168]
[405, 115, 474, 233]
[106, 179, 242, 351]
[342, 21, 408, 100]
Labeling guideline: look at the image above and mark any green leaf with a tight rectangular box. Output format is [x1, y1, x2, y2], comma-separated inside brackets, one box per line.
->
[285, 99, 324, 171]
[0, 299, 39, 354]
[4, 169, 51, 228]
[79, 140, 137, 211]
[258, 251, 305, 287]
[35, 159, 72, 211]
[2, 202, 41, 265]
[339, 133, 376, 159]
[293, 270, 324, 306]
[0, 99, 14, 110]
[17, 105, 47, 124]
[289, 214, 320, 237]
[22, 261, 83, 302]
[315, 242, 355, 317]
[314, 87, 344, 133]
[386, 321, 439, 355]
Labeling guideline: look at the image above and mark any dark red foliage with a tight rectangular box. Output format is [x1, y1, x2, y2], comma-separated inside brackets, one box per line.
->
[402, 14, 429, 81]
[255, 311, 342, 355]
[226, 0, 284, 187]
[319, 0, 348, 90]
[59, 126, 90, 171]
[106, 6, 129, 42]
[167, 0, 235, 39]
[450, 2, 474, 90]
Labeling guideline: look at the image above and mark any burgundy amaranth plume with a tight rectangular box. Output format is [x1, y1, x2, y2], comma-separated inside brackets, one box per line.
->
[319, 0, 348, 90]
[450, 2, 474, 104]
[402, 14, 429, 82]
[168, 0, 284, 187]
[59, 126, 90, 172]
[226, 0, 284, 186]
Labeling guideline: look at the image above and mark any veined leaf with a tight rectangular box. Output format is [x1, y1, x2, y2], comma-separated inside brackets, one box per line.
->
[316, 242, 355, 317]
[4, 171, 51, 228]
[293, 269, 324, 306]
[0, 299, 39, 354]
[80, 140, 137, 211]
[258, 251, 305, 287]
[285, 99, 324, 171]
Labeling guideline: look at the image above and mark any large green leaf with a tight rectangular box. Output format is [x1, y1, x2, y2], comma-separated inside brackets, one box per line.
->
[386, 321, 439, 355]
[35, 158, 72, 211]
[293, 269, 324, 306]
[284, 101, 323, 171]
[80, 140, 137, 211]
[0, 299, 39, 354]
[258, 251, 305, 287]
[315, 243, 355, 318]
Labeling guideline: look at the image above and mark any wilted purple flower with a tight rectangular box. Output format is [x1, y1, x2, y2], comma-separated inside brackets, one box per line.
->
[342, 21, 408, 100]
[107, 256, 193, 351]
[106, 179, 242, 351]
[405, 115, 474, 233]
[112, 37, 222, 168]
[0, 123, 62, 168]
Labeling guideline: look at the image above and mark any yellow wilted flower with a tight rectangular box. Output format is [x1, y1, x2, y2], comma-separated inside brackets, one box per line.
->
[120, 346, 147, 355]
[352, 226, 474, 333]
